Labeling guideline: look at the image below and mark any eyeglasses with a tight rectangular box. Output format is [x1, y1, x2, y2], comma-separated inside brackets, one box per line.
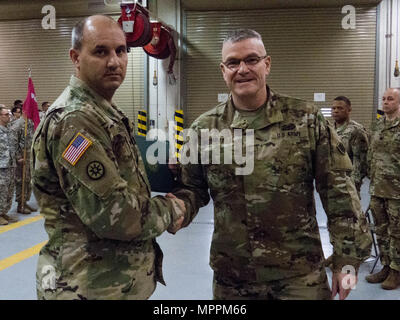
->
[222, 55, 267, 71]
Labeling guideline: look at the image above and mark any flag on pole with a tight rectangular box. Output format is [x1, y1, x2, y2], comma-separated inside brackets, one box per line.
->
[23, 77, 40, 130]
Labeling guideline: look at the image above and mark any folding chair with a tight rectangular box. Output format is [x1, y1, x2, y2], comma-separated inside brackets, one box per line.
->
[365, 206, 380, 273]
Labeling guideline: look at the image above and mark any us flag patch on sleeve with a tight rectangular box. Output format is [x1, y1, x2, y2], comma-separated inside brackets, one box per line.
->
[62, 132, 93, 166]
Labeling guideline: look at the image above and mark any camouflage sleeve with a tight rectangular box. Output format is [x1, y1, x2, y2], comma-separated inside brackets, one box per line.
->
[349, 127, 369, 188]
[171, 126, 210, 227]
[366, 124, 375, 179]
[11, 120, 24, 159]
[313, 111, 372, 273]
[43, 112, 178, 242]
[0, 130, 8, 166]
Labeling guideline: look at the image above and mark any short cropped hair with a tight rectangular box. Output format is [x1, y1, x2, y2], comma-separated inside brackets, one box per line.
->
[71, 15, 122, 50]
[14, 99, 22, 106]
[222, 29, 266, 55]
[334, 96, 351, 107]
[223, 29, 263, 44]
[71, 17, 89, 50]
[41, 101, 49, 107]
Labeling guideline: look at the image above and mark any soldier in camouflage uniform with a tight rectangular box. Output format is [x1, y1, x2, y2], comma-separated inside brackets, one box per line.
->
[11, 115, 35, 214]
[11, 105, 22, 124]
[31, 15, 185, 300]
[0, 105, 18, 225]
[39, 101, 50, 121]
[366, 87, 400, 290]
[172, 29, 371, 300]
[331, 96, 369, 195]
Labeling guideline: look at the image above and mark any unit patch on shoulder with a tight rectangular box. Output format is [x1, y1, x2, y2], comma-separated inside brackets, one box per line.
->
[62, 132, 93, 166]
[87, 161, 105, 180]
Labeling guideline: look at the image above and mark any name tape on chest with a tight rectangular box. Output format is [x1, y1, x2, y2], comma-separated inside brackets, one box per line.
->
[62, 132, 93, 166]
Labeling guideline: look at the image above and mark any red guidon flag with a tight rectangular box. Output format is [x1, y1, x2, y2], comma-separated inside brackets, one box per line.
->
[23, 77, 40, 130]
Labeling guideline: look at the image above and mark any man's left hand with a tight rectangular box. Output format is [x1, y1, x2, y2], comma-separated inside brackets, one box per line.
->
[331, 272, 357, 300]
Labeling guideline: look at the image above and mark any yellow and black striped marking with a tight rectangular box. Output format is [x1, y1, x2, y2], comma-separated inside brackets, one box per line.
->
[138, 110, 147, 136]
[175, 110, 184, 160]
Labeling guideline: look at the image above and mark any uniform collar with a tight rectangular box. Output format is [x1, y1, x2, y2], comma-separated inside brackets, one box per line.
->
[226, 86, 284, 130]
[69, 76, 123, 122]
[383, 115, 400, 130]
[334, 119, 350, 132]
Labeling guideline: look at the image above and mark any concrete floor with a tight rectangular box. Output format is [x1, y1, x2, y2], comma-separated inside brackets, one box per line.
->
[0, 178, 399, 300]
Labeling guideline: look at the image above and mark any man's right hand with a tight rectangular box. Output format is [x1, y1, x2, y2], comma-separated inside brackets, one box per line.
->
[166, 193, 186, 234]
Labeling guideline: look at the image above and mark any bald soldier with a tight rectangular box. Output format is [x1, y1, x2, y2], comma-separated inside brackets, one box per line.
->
[366, 88, 400, 290]
[331, 96, 369, 195]
[172, 29, 371, 300]
[31, 15, 185, 300]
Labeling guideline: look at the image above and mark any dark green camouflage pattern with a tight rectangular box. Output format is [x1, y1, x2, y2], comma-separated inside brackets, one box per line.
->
[31, 76, 182, 300]
[174, 87, 371, 292]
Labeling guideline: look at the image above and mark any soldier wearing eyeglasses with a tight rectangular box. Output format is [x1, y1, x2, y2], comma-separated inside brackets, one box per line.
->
[171, 29, 371, 300]
[0, 105, 18, 225]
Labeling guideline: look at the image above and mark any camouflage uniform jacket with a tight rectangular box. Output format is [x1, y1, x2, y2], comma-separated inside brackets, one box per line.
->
[368, 115, 400, 199]
[334, 119, 369, 189]
[174, 87, 371, 282]
[0, 124, 17, 168]
[10, 116, 34, 160]
[31, 76, 180, 300]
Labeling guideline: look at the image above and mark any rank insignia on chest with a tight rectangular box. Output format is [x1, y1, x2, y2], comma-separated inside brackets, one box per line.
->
[62, 132, 93, 166]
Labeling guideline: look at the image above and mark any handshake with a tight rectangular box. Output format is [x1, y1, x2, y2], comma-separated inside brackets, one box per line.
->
[166, 193, 186, 234]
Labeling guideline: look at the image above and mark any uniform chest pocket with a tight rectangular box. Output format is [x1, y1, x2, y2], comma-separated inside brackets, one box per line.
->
[204, 163, 239, 195]
[111, 132, 140, 170]
[388, 131, 400, 160]
[254, 134, 312, 189]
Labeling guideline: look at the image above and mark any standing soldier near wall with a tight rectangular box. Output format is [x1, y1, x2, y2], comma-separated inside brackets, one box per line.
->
[331, 96, 369, 196]
[0, 105, 18, 225]
[366, 87, 400, 290]
[10, 112, 35, 214]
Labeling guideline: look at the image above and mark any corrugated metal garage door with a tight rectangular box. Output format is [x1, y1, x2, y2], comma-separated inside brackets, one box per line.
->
[0, 16, 144, 122]
[184, 6, 376, 128]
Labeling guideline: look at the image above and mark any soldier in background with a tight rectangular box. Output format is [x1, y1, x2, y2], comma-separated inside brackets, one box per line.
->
[171, 29, 371, 300]
[31, 15, 185, 300]
[11, 105, 22, 124]
[331, 96, 369, 196]
[366, 87, 400, 290]
[13, 100, 23, 110]
[10, 110, 35, 214]
[39, 101, 50, 121]
[0, 105, 18, 225]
